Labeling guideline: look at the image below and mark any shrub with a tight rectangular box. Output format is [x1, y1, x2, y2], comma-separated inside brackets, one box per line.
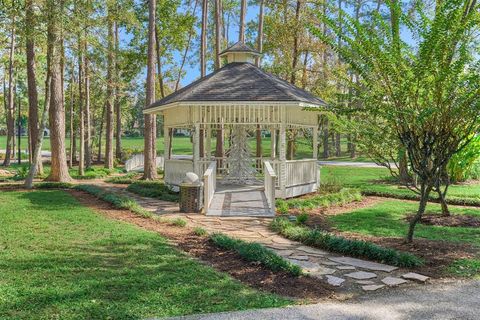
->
[296, 212, 309, 225]
[270, 217, 423, 268]
[12, 165, 29, 181]
[210, 233, 302, 276]
[171, 217, 187, 227]
[276, 188, 362, 213]
[35, 182, 74, 189]
[127, 181, 179, 202]
[193, 227, 208, 236]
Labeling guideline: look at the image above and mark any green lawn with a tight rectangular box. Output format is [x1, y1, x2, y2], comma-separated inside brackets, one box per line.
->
[329, 199, 480, 277]
[321, 165, 480, 201]
[0, 190, 289, 319]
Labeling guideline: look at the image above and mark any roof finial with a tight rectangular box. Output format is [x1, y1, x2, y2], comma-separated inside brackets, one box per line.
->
[219, 42, 261, 64]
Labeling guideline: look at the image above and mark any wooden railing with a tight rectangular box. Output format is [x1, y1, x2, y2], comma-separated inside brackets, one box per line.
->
[263, 161, 277, 214]
[285, 159, 318, 187]
[125, 154, 164, 172]
[164, 159, 193, 186]
[203, 161, 217, 214]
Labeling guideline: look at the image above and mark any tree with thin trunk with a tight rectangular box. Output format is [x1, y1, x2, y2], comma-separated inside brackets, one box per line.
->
[105, 5, 115, 169]
[200, 0, 208, 77]
[84, 39, 92, 168]
[115, 20, 122, 161]
[214, 0, 224, 165]
[255, 0, 264, 67]
[25, 0, 43, 174]
[68, 68, 75, 168]
[3, 13, 16, 167]
[143, 0, 158, 180]
[78, 37, 85, 176]
[46, 0, 72, 182]
[239, 0, 246, 42]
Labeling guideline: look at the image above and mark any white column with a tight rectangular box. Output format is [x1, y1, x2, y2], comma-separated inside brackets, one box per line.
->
[206, 124, 212, 159]
[193, 123, 200, 175]
[279, 124, 287, 199]
[312, 126, 318, 159]
[270, 127, 276, 159]
[164, 126, 170, 160]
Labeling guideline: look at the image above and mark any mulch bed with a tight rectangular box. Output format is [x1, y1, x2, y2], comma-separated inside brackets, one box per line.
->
[68, 189, 336, 302]
[406, 213, 480, 228]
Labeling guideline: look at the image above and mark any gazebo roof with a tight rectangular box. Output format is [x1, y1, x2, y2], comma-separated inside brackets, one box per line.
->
[218, 41, 262, 57]
[146, 62, 326, 111]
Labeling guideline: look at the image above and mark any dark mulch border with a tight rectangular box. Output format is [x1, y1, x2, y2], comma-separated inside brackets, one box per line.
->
[406, 213, 480, 228]
[68, 189, 336, 302]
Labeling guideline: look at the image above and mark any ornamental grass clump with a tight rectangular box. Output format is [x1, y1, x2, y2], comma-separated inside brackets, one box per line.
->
[210, 233, 302, 276]
[126, 181, 179, 202]
[270, 217, 423, 268]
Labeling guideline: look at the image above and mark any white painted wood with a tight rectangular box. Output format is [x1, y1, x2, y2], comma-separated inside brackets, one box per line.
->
[278, 122, 287, 199]
[313, 126, 318, 159]
[203, 161, 217, 214]
[263, 161, 277, 214]
[270, 127, 276, 159]
[164, 125, 170, 160]
[125, 154, 164, 172]
[164, 159, 194, 186]
[193, 123, 200, 175]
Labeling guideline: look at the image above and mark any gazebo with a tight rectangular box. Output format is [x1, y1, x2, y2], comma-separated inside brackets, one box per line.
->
[144, 42, 326, 216]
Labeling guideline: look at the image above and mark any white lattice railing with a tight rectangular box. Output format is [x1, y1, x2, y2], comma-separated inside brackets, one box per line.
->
[125, 154, 164, 172]
[203, 161, 217, 214]
[164, 159, 193, 186]
[264, 161, 277, 214]
[285, 159, 318, 186]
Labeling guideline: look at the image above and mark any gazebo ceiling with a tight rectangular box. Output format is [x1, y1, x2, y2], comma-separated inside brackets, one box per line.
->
[145, 61, 326, 113]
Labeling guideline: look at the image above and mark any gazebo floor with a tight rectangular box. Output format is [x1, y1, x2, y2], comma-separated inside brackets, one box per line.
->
[207, 184, 274, 217]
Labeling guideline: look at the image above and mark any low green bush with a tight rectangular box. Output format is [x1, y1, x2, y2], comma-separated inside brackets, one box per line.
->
[171, 217, 187, 227]
[276, 188, 362, 212]
[194, 227, 208, 236]
[296, 212, 309, 225]
[71, 167, 122, 180]
[126, 181, 179, 202]
[74, 184, 153, 218]
[270, 217, 423, 268]
[105, 172, 139, 184]
[210, 233, 302, 276]
[35, 182, 74, 189]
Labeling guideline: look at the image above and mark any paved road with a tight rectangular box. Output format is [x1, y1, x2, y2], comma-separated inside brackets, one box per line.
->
[166, 279, 480, 320]
[318, 161, 383, 168]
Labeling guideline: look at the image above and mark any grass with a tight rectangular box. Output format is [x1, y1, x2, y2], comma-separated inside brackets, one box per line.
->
[0, 190, 289, 319]
[328, 199, 480, 276]
[270, 217, 423, 268]
[126, 181, 180, 202]
[105, 172, 140, 184]
[320, 165, 480, 203]
[276, 188, 362, 214]
[210, 233, 302, 276]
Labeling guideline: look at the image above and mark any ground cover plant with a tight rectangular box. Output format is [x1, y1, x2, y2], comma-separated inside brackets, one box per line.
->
[210, 233, 302, 276]
[276, 188, 362, 214]
[126, 181, 180, 202]
[270, 217, 423, 268]
[105, 172, 140, 184]
[0, 190, 290, 319]
[328, 199, 480, 277]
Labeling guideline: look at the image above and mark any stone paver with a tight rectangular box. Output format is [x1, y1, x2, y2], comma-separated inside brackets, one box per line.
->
[382, 277, 408, 286]
[344, 271, 377, 280]
[402, 272, 430, 282]
[326, 275, 346, 287]
[362, 284, 385, 291]
[328, 257, 398, 272]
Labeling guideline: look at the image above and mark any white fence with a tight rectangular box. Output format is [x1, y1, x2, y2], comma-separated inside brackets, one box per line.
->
[263, 161, 277, 214]
[203, 161, 217, 214]
[164, 159, 194, 185]
[125, 154, 164, 172]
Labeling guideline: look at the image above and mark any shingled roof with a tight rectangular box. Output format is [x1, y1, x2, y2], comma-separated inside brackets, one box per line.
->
[218, 42, 261, 56]
[146, 62, 326, 110]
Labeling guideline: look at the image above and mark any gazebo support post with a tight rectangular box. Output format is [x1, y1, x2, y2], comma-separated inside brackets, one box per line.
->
[193, 123, 200, 175]
[206, 124, 211, 159]
[270, 126, 276, 159]
[279, 124, 287, 199]
[164, 125, 171, 160]
[312, 126, 318, 159]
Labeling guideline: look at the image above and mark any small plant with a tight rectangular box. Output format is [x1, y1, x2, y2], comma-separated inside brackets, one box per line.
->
[127, 181, 180, 202]
[210, 233, 302, 276]
[193, 227, 208, 236]
[296, 211, 309, 225]
[171, 218, 187, 227]
[105, 172, 139, 184]
[12, 165, 29, 181]
[270, 217, 423, 268]
[276, 200, 289, 215]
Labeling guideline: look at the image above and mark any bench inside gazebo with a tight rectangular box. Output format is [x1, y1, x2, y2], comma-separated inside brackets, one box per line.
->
[144, 42, 325, 217]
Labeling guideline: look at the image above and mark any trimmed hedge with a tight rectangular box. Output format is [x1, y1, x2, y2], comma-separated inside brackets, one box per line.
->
[276, 188, 362, 213]
[210, 233, 302, 276]
[362, 188, 480, 207]
[126, 181, 179, 202]
[270, 217, 423, 268]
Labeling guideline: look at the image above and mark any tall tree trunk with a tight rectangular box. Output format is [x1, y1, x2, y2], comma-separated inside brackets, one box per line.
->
[105, 10, 115, 169]
[78, 37, 85, 176]
[406, 182, 432, 243]
[175, 0, 198, 91]
[155, 25, 165, 99]
[68, 71, 74, 168]
[3, 15, 15, 167]
[46, 0, 72, 182]
[200, 0, 208, 77]
[97, 104, 106, 163]
[322, 118, 329, 158]
[239, 0, 246, 42]
[26, 0, 43, 174]
[143, 0, 157, 180]
[115, 21, 122, 161]
[84, 41, 92, 168]
[301, 51, 309, 89]
[335, 132, 341, 157]
[214, 0, 222, 69]
[255, 0, 264, 66]
[290, 0, 302, 84]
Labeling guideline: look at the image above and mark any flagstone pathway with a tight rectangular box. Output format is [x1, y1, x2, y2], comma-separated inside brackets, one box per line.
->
[86, 180, 430, 293]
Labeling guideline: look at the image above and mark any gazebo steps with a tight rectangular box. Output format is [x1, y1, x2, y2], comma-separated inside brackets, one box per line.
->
[207, 185, 274, 217]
